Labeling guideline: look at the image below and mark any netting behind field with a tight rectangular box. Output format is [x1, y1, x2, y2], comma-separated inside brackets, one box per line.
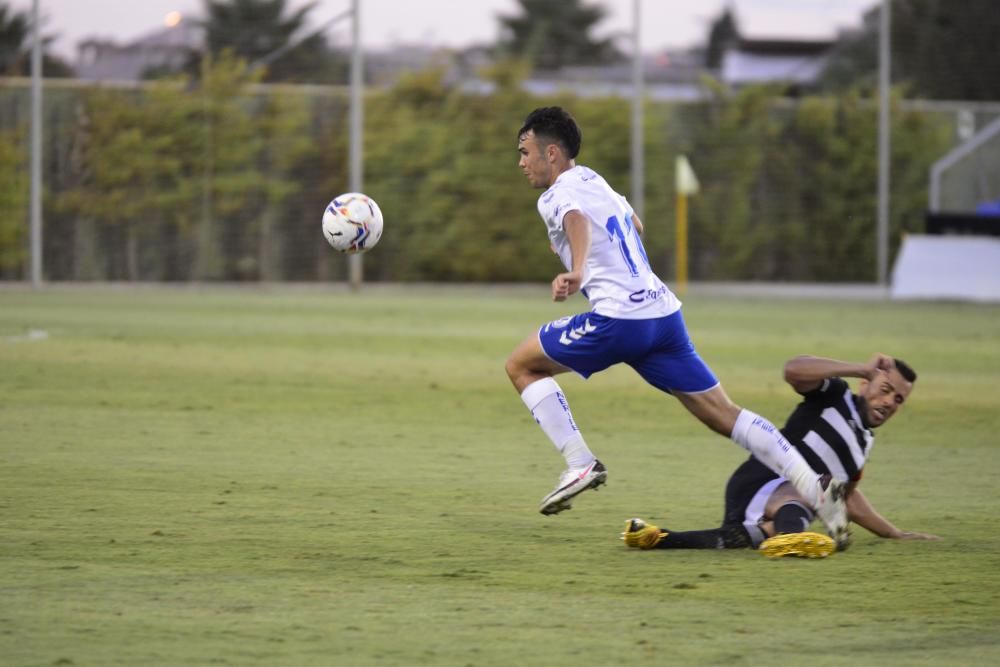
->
[932, 112, 1000, 214]
[0, 76, 353, 282]
[1, 75, 986, 283]
[2, 0, 999, 284]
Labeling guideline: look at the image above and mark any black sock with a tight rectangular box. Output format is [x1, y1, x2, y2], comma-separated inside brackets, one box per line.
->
[773, 501, 814, 534]
[655, 525, 751, 550]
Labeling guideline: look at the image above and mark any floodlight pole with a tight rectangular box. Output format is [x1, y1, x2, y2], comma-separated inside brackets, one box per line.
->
[630, 0, 644, 221]
[246, 3, 361, 288]
[347, 0, 364, 290]
[29, 0, 43, 287]
[876, 0, 890, 286]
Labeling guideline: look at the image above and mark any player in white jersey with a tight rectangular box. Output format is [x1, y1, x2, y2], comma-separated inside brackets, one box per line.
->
[506, 107, 850, 548]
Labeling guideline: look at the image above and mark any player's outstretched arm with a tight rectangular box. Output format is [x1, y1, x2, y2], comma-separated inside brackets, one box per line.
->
[552, 210, 591, 302]
[783, 354, 894, 394]
[846, 487, 941, 540]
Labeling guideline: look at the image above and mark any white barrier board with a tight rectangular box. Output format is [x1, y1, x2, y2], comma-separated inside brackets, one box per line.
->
[891, 235, 1000, 302]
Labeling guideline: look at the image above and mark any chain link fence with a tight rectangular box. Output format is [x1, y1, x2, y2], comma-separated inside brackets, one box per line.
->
[1, 71, 996, 283]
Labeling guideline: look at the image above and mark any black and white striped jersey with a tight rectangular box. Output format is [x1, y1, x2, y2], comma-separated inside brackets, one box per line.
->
[780, 377, 874, 483]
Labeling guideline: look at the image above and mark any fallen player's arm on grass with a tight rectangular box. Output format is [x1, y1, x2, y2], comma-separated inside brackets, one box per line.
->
[846, 487, 941, 540]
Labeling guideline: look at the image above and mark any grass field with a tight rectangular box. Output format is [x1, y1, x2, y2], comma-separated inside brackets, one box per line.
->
[1, 285, 998, 666]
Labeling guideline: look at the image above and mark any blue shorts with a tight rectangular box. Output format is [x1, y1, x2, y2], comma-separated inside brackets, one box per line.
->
[538, 310, 719, 394]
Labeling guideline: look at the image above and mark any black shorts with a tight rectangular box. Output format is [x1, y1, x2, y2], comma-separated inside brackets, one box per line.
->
[721, 457, 782, 548]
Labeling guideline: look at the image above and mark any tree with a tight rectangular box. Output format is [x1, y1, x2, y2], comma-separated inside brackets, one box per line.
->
[704, 6, 739, 69]
[821, 0, 1000, 100]
[497, 0, 622, 70]
[0, 127, 27, 275]
[61, 51, 307, 281]
[61, 84, 199, 280]
[0, 2, 73, 77]
[199, 0, 338, 83]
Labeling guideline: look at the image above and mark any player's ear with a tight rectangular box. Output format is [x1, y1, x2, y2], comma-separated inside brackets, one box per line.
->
[547, 142, 563, 163]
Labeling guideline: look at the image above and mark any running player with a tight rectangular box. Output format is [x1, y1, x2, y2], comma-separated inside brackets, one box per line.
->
[621, 354, 940, 557]
[506, 106, 849, 547]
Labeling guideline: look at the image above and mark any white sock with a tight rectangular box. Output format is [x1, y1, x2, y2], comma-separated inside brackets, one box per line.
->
[731, 409, 820, 506]
[520, 377, 595, 469]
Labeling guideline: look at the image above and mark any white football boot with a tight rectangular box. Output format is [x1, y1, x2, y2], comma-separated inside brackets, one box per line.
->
[814, 474, 851, 550]
[538, 459, 607, 515]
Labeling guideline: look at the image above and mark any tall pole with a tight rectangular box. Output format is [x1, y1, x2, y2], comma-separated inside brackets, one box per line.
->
[29, 0, 43, 287]
[347, 0, 363, 289]
[877, 0, 891, 286]
[675, 192, 687, 294]
[630, 0, 644, 220]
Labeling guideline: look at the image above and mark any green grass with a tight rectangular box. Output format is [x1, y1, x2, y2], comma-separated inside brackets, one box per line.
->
[1, 285, 998, 666]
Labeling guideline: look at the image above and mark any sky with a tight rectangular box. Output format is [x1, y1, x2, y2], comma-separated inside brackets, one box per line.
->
[13, 0, 878, 61]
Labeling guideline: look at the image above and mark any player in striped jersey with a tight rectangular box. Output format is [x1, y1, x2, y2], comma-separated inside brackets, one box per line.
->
[505, 106, 848, 545]
[622, 353, 940, 557]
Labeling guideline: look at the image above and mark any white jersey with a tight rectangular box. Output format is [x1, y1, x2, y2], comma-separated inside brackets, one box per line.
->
[537, 165, 681, 319]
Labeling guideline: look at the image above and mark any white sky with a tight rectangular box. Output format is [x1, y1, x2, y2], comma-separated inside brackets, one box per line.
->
[14, 0, 878, 60]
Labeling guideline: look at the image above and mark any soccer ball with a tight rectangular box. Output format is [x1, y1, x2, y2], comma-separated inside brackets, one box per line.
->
[321, 192, 383, 254]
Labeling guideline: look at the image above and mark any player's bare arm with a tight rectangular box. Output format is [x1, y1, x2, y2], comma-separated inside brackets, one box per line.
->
[552, 210, 590, 302]
[631, 213, 644, 235]
[846, 487, 941, 540]
[783, 354, 895, 394]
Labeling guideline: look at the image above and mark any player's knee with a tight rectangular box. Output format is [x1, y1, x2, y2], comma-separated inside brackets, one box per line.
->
[504, 353, 524, 384]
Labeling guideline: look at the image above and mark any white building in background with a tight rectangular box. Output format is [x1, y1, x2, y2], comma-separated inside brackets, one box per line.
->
[719, 38, 834, 90]
[67, 9, 843, 96]
[74, 17, 202, 81]
[523, 50, 706, 101]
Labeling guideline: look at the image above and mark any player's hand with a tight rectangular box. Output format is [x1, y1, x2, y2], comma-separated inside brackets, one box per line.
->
[552, 271, 582, 301]
[897, 530, 941, 541]
[864, 353, 895, 379]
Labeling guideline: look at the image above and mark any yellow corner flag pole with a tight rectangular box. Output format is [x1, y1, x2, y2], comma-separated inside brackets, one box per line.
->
[675, 155, 700, 295]
[676, 192, 688, 294]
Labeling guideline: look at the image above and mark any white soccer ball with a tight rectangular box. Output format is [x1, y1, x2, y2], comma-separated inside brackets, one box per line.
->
[321, 192, 384, 254]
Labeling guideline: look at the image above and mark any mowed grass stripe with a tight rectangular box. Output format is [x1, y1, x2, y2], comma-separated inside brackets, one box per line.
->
[1, 286, 998, 666]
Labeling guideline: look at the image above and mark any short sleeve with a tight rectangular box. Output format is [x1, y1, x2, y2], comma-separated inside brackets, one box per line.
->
[800, 377, 849, 402]
[538, 185, 582, 231]
[619, 194, 634, 217]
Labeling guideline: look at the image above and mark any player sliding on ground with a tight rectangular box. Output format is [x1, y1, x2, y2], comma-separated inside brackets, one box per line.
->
[505, 106, 849, 547]
[622, 353, 940, 557]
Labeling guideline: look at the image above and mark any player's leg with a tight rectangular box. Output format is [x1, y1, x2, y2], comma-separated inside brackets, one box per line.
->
[671, 385, 818, 496]
[622, 457, 775, 551]
[622, 517, 751, 550]
[768, 485, 816, 535]
[626, 311, 849, 546]
[673, 386, 849, 548]
[627, 313, 827, 506]
[505, 330, 597, 471]
[505, 317, 606, 514]
[756, 482, 835, 557]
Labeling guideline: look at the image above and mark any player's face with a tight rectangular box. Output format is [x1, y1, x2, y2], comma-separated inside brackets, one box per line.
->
[518, 130, 552, 189]
[858, 367, 912, 428]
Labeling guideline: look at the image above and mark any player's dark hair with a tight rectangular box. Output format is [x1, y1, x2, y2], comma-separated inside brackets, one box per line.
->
[893, 358, 917, 383]
[518, 107, 582, 159]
